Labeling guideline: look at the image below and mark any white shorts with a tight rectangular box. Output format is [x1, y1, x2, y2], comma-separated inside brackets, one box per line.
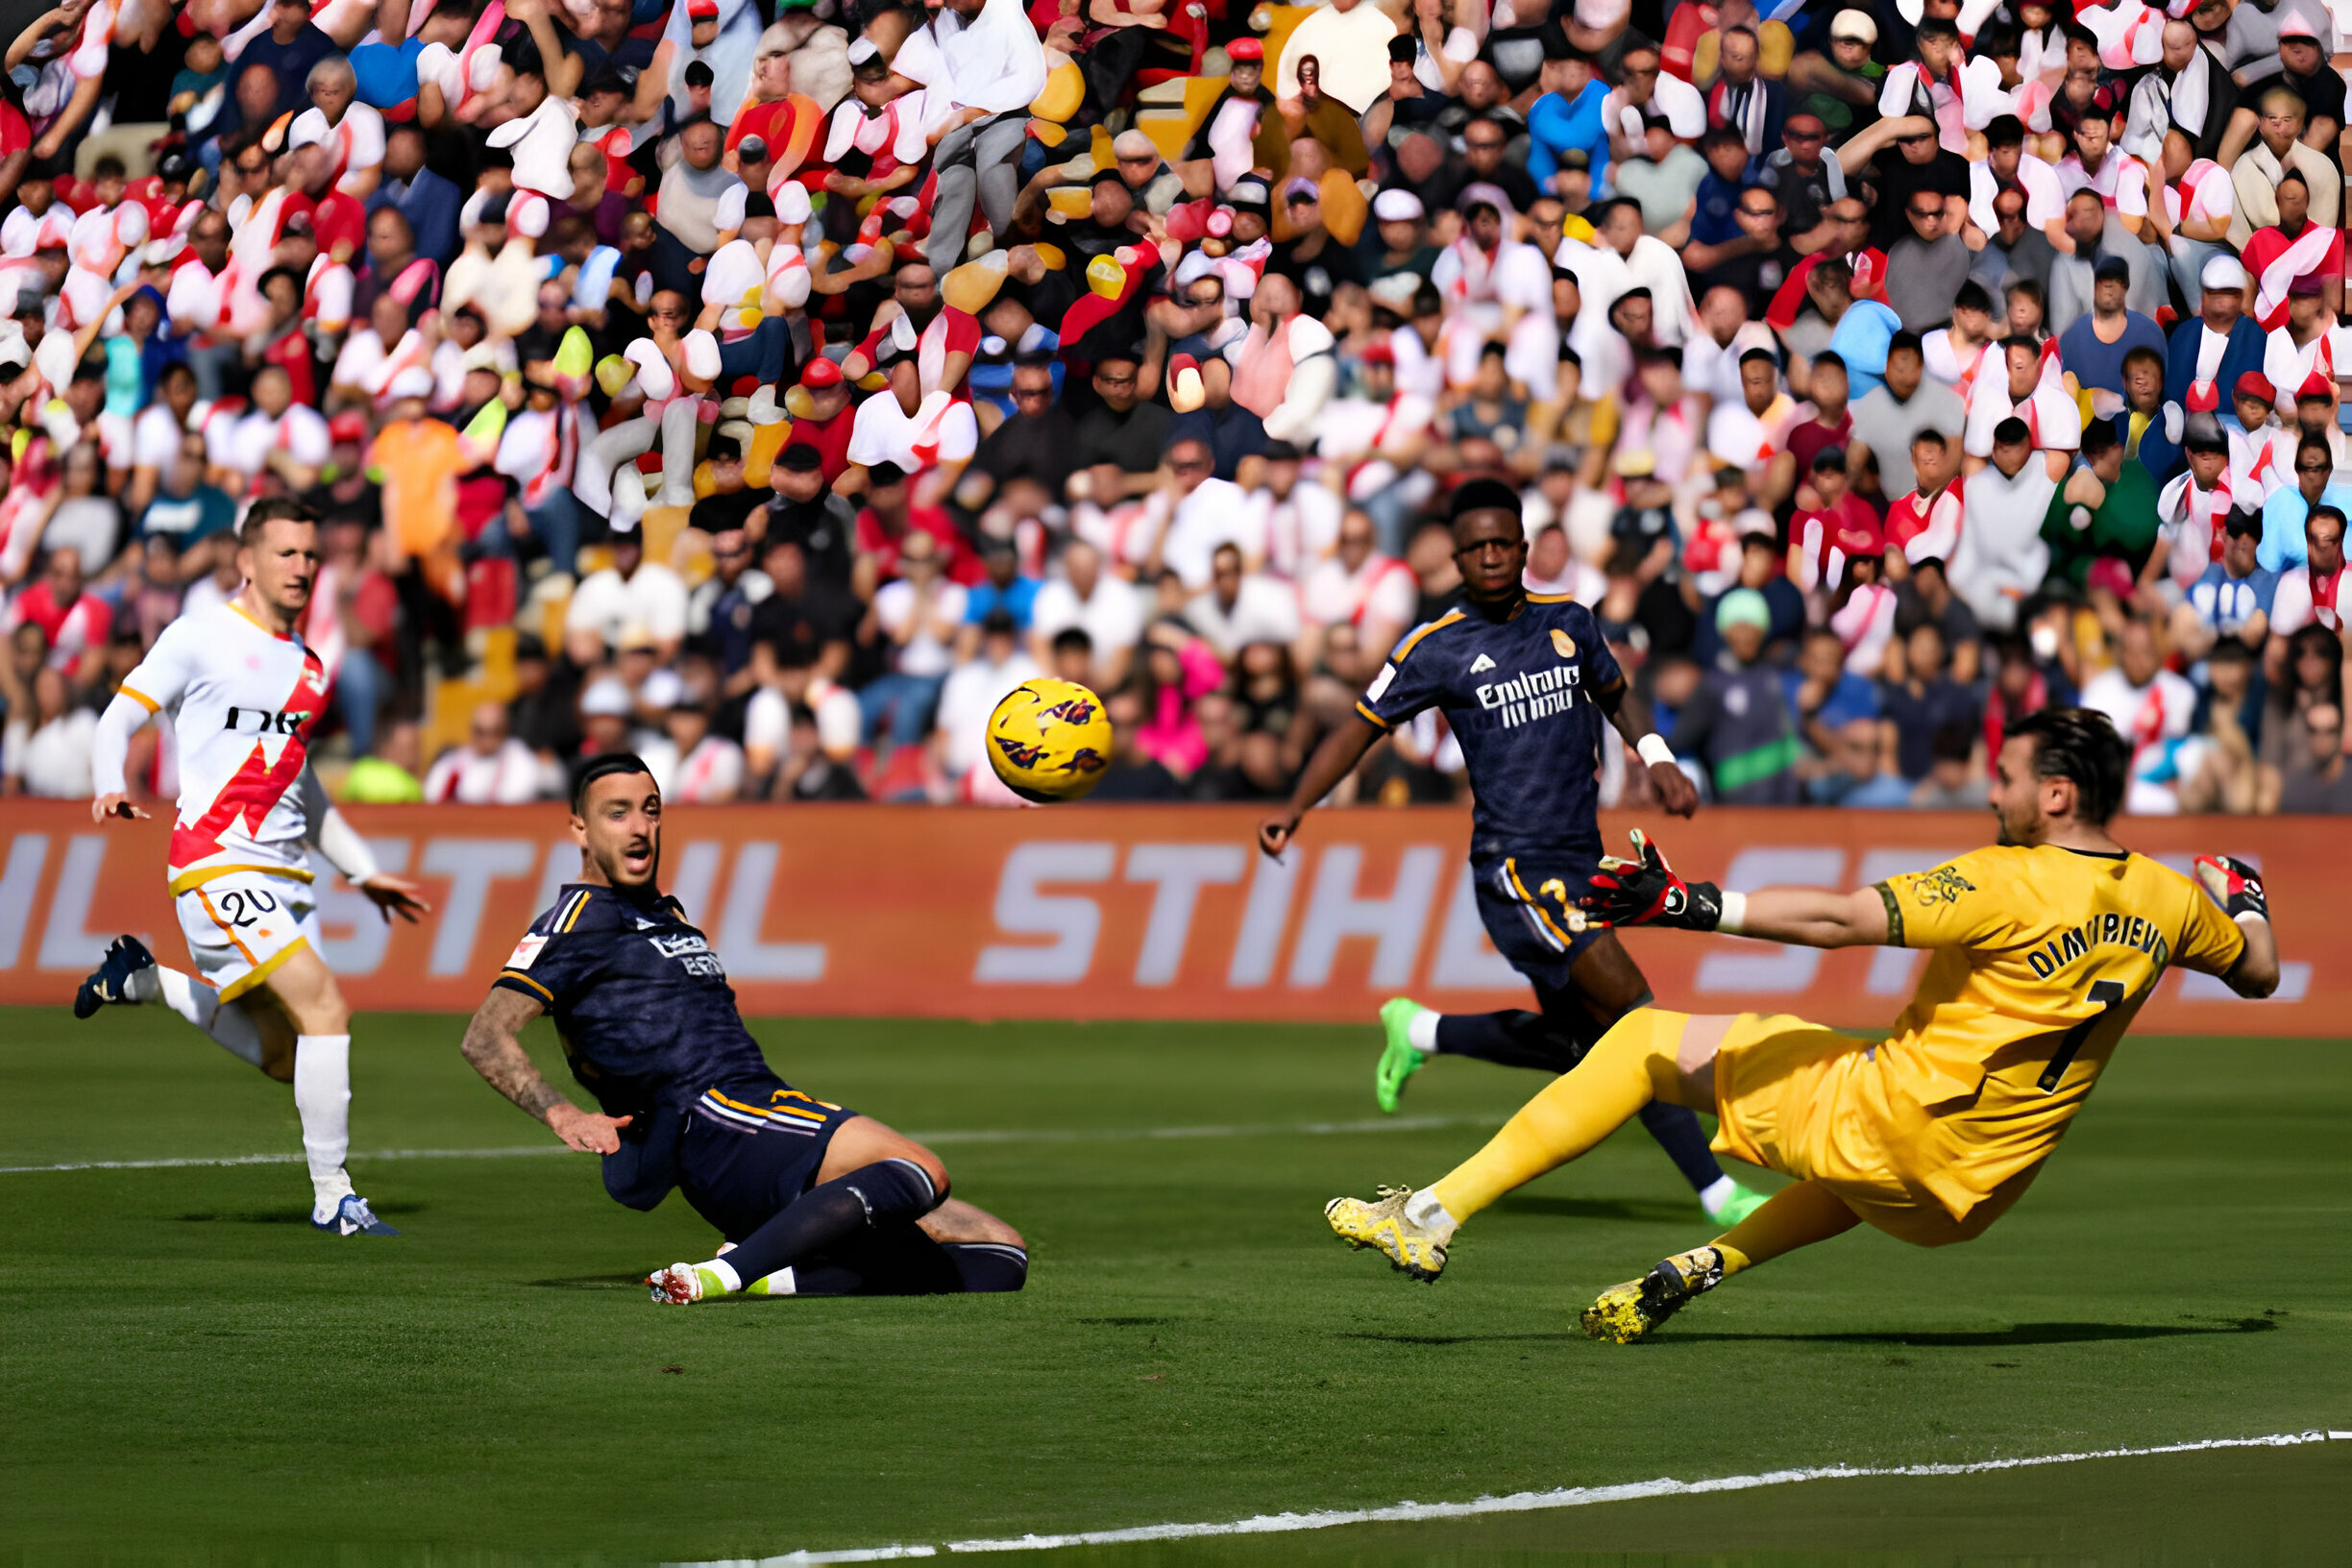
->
[174, 870, 322, 1003]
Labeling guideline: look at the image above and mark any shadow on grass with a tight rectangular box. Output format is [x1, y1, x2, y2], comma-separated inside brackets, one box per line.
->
[527, 1274, 650, 1289]
[173, 1201, 426, 1224]
[1665, 1317, 2282, 1348]
[1342, 1318, 2280, 1349]
[1486, 1194, 1700, 1224]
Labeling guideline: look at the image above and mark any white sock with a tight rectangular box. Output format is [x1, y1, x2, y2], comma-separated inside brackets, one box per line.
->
[293, 1035, 355, 1217]
[149, 965, 267, 1068]
[1406, 1007, 1441, 1053]
[704, 1257, 744, 1293]
[1699, 1175, 1736, 1213]
[1403, 1188, 1457, 1230]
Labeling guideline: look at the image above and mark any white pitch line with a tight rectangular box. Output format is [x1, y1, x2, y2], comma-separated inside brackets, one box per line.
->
[0, 1115, 1497, 1175]
[687, 1431, 2352, 1565]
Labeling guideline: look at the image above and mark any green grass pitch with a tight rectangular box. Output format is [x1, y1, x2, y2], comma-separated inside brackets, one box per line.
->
[3, 1005, 2347, 1566]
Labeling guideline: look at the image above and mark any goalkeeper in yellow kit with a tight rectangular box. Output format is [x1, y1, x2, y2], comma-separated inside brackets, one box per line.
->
[1325, 708, 2282, 1342]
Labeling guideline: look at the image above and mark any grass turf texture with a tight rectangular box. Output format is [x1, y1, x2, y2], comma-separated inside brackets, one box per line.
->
[2, 1007, 2345, 1566]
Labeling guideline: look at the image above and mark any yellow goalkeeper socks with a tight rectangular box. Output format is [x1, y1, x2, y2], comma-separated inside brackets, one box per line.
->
[1709, 1180, 1862, 1275]
[1427, 1008, 1689, 1223]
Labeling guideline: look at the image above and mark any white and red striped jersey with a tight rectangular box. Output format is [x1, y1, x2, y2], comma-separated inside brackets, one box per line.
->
[1298, 550, 1416, 632]
[2269, 559, 2345, 635]
[1885, 475, 1967, 564]
[116, 600, 330, 892]
[2055, 150, 2151, 218]
[2156, 469, 2235, 589]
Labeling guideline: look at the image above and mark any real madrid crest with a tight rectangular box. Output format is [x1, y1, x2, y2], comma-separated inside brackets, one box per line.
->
[1551, 628, 1577, 659]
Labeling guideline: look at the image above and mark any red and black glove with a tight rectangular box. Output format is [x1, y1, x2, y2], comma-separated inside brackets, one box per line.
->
[2194, 855, 2268, 921]
[1580, 829, 1726, 931]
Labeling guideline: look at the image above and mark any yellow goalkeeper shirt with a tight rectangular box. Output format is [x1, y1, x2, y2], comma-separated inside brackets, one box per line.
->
[1864, 843, 2247, 1216]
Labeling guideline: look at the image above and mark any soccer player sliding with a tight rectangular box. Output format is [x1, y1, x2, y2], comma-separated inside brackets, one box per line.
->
[1262, 480, 1771, 1228]
[457, 756, 1027, 1303]
[1326, 708, 2281, 1343]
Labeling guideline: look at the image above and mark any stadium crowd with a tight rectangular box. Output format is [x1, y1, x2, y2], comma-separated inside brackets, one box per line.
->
[2, 0, 2351, 812]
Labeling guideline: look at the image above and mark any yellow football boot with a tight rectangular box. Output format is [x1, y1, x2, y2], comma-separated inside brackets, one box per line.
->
[1324, 1186, 1456, 1282]
[1580, 1246, 1727, 1343]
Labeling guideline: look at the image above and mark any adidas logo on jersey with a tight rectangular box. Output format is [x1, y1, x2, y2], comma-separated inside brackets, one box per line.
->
[1469, 653, 1497, 673]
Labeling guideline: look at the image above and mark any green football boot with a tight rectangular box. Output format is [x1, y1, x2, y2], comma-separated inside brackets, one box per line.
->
[1374, 996, 1431, 1114]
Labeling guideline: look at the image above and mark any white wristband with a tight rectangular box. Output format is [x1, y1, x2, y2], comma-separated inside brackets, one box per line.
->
[1717, 889, 1747, 935]
[1636, 733, 1676, 769]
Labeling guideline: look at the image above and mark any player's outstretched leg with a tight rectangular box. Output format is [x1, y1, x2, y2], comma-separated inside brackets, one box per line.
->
[76, 936, 270, 1069]
[649, 1117, 954, 1305]
[1582, 1181, 1861, 1344]
[1326, 1007, 1694, 1281]
[718, 1200, 1030, 1297]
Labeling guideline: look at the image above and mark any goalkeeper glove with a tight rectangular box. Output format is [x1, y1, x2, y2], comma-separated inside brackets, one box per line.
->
[1580, 829, 1727, 932]
[2193, 854, 2268, 922]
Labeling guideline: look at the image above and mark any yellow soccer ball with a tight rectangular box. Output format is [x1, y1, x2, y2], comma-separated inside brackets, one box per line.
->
[986, 678, 1114, 802]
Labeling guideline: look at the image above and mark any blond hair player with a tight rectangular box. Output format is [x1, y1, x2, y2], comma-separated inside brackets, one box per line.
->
[78, 498, 430, 1236]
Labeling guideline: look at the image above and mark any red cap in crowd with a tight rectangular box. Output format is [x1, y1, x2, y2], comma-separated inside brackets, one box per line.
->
[800, 356, 843, 389]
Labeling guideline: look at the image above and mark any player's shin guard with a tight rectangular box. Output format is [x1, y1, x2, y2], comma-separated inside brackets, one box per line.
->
[293, 1035, 355, 1217]
[1429, 1008, 1687, 1224]
[708, 1158, 943, 1295]
[135, 964, 267, 1068]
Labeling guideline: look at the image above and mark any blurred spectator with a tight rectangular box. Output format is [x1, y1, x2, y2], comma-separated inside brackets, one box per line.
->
[1, 666, 94, 796]
[567, 521, 691, 665]
[2082, 618, 2199, 814]
[645, 698, 745, 803]
[1032, 538, 1143, 694]
[2278, 701, 2352, 811]
[341, 721, 428, 803]
[425, 702, 544, 804]
[860, 528, 966, 751]
[1879, 621, 1981, 785]
[1188, 543, 1302, 663]
[1667, 589, 1801, 804]
[4, 549, 110, 688]
[1908, 722, 1990, 809]
[934, 610, 1041, 800]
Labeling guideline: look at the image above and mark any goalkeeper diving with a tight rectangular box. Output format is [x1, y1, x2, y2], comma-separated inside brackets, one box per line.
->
[1323, 708, 2281, 1342]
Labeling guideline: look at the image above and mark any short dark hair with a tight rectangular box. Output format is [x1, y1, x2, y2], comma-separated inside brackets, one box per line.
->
[1953, 280, 1993, 315]
[1448, 476, 1523, 526]
[1916, 16, 1959, 43]
[239, 496, 315, 545]
[571, 751, 658, 812]
[2079, 415, 2119, 457]
[1984, 114, 2024, 148]
[2309, 504, 2347, 543]
[1993, 416, 2031, 447]
[1886, 331, 1923, 361]
[2006, 706, 2129, 824]
[2225, 507, 2264, 539]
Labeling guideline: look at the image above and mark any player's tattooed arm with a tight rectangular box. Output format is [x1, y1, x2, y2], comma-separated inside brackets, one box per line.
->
[460, 989, 634, 1153]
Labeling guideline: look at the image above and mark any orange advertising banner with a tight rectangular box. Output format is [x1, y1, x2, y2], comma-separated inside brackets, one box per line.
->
[0, 801, 2332, 1034]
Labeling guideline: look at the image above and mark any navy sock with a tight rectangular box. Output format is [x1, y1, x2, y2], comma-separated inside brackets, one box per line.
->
[748, 1234, 1028, 1296]
[720, 1158, 941, 1288]
[942, 1241, 1028, 1292]
[1638, 1100, 1727, 1192]
[1433, 1010, 1583, 1072]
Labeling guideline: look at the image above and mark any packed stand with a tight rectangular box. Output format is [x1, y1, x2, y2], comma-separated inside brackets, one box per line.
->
[2, 0, 2348, 813]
